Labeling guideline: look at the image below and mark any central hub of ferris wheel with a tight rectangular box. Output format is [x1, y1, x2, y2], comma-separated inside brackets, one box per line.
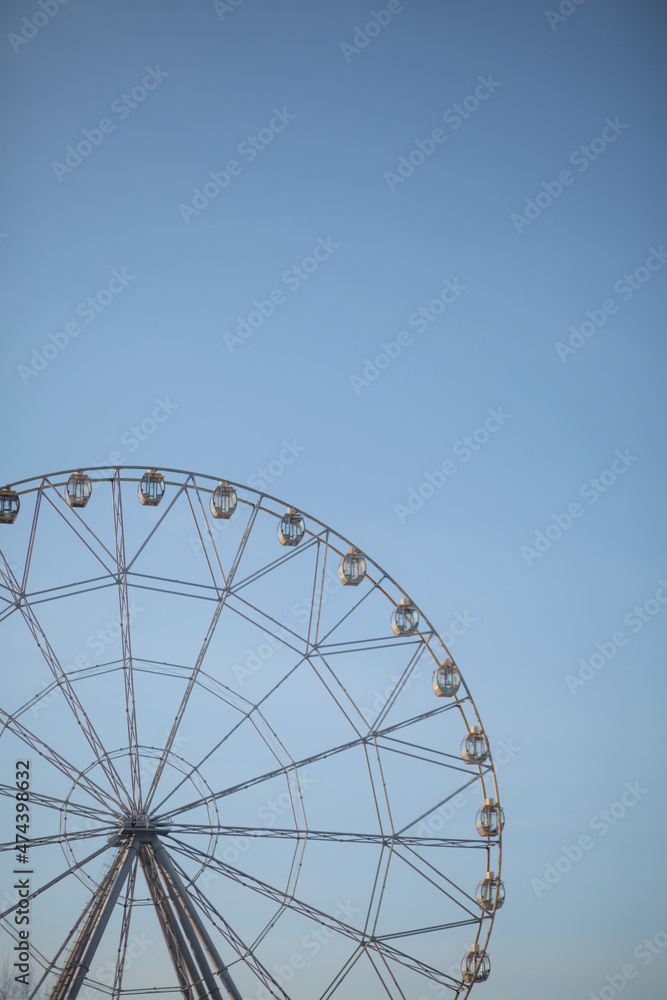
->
[119, 810, 170, 837]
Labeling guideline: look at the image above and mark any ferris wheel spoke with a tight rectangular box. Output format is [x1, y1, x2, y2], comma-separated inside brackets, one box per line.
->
[303, 650, 368, 738]
[225, 594, 306, 654]
[144, 500, 264, 813]
[381, 733, 477, 772]
[215, 492, 263, 586]
[185, 477, 225, 595]
[40, 473, 118, 565]
[142, 598, 229, 813]
[229, 529, 322, 596]
[19, 478, 44, 595]
[314, 572, 387, 649]
[111, 472, 142, 809]
[370, 643, 430, 732]
[168, 838, 296, 969]
[169, 837, 458, 990]
[163, 823, 479, 848]
[0, 707, 123, 813]
[157, 703, 463, 823]
[0, 783, 117, 823]
[0, 827, 111, 853]
[377, 740, 485, 777]
[360, 739, 391, 844]
[392, 845, 479, 918]
[0, 559, 131, 811]
[317, 942, 367, 1000]
[396, 773, 482, 837]
[392, 849, 479, 921]
[367, 946, 408, 1000]
[125, 476, 190, 572]
[149, 654, 308, 816]
[40, 480, 116, 576]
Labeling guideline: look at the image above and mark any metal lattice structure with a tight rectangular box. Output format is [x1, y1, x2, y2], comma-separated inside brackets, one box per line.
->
[0, 467, 503, 999]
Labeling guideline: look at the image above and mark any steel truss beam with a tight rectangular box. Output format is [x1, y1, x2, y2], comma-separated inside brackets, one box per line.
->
[138, 844, 201, 999]
[49, 839, 139, 1000]
[152, 839, 244, 1000]
[47, 836, 245, 1000]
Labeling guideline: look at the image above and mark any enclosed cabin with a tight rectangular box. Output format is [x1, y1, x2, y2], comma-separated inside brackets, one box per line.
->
[338, 547, 367, 586]
[461, 725, 489, 764]
[476, 871, 505, 912]
[391, 597, 419, 635]
[461, 946, 491, 983]
[433, 659, 461, 697]
[210, 482, 237, 519]
[65, 471, 92, 508]
[138, 470, 165, 507]
[476, 797, 505, 838]
[278, 508, 305, 546]
[0, 487, 19, 524]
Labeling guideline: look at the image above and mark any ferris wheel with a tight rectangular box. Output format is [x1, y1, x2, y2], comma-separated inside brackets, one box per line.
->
[0, 467, 504, 1000]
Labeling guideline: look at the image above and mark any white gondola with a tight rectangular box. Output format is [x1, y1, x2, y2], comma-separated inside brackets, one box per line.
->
[138, 470, 165, 506]
[338, 547, 367, 586]
[278, 508, 305, 546]
[476, 871, 505, 911]
[476, 797, 505, 838]
[65, 471, 92, 508]
[391, 597, 419, 635]
[461, 725, 489, 763]
[461, 946, 491, 983]
[432, 659, 461, 697]
[0, 487, 19, 524]
[210, 482, 237, 519]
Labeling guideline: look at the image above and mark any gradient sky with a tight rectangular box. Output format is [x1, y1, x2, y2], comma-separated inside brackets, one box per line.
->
[1, 1, 666, 997]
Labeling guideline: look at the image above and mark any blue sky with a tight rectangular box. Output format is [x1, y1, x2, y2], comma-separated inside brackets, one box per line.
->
[1, 1, 666, 997]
